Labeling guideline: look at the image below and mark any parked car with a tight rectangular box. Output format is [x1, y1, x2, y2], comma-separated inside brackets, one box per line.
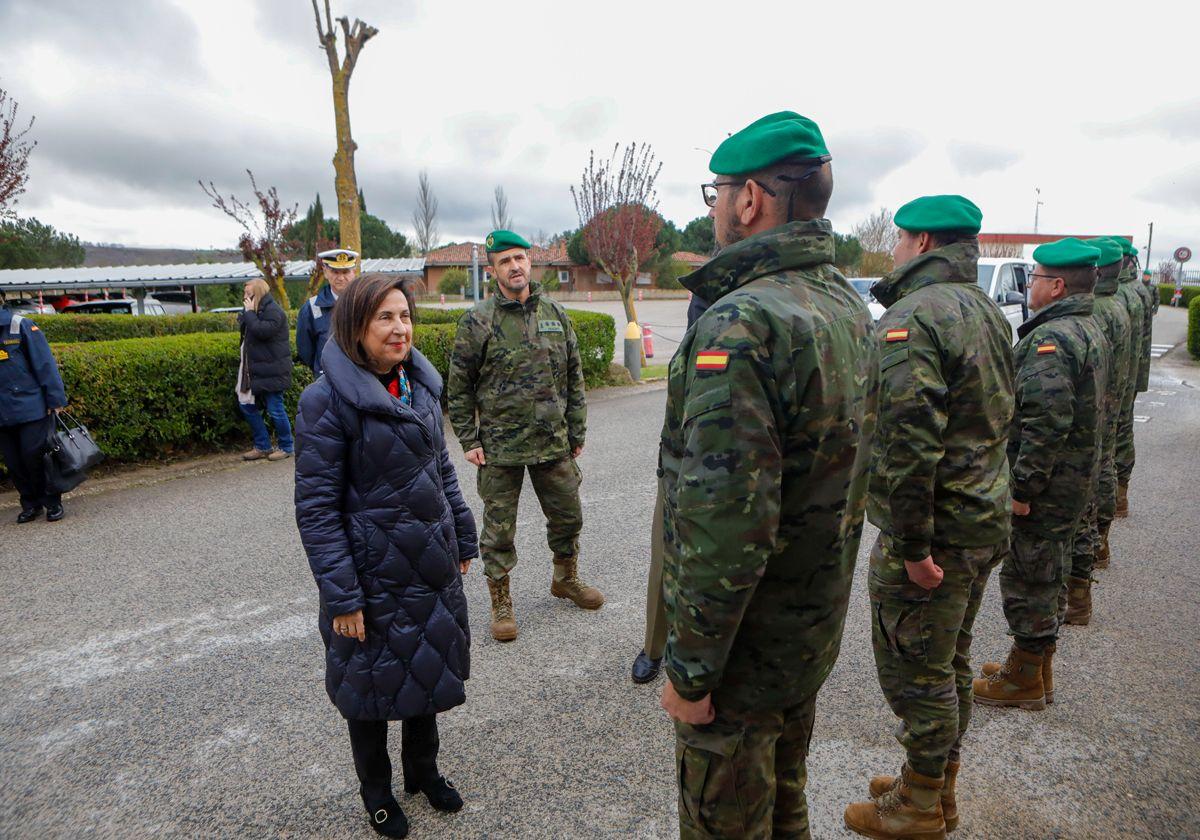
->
[3, 298, 57, 315]
[976, 258, 1032, 342]
[208, 306, 244, 313]
[145, 290, 196, 314]
[61, 298, 167, 316]
[849, 277, 886, 321]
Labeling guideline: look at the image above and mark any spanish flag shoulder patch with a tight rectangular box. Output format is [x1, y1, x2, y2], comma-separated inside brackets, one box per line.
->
[884, 328, 909, 343]
[1036, 344, 1057, 355]
[695, 350, 730, 371]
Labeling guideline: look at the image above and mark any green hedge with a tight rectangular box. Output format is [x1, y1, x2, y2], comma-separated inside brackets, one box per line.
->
[1158, 284, 1200, 307]
[1189, 296, 1200, 360]
[31, 312, 242, 342]
[569, 310, 616, 384]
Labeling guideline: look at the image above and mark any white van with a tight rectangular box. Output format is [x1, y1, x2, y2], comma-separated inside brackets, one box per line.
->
[976, 258, 1032, 342]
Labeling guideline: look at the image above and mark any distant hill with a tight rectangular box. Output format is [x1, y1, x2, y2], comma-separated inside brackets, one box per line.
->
[83, 245, 243, 267]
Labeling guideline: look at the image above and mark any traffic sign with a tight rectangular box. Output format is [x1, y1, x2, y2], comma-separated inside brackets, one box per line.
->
[1175, 246, 1192, 263]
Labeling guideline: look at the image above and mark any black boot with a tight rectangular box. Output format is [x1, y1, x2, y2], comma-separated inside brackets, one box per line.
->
[17, 507, 43, 524]
[364, 796, 408, 838]
[631, 649, 662, 684]
[46, 504, 65, 522]
[401, 715, 463, 812]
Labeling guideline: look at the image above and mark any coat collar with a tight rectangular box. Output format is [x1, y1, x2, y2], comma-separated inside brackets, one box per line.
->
[315, 284, 338, 306]
[320, 339, 442, 415]
[491, 280, 543, 311]
[1017, 293, 1095, 340]
[870, 241, 979, 308]
[680, 219, 836, 305]
[1094, 263, 1120, 296]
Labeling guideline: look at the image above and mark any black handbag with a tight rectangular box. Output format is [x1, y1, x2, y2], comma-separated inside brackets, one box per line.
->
[43, 412, 104, 493]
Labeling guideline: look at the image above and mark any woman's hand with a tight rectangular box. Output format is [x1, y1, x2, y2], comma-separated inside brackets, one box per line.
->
[333, 609, 365, 642]
[460, 558, 473, 575]
[243, 293, 256, 311]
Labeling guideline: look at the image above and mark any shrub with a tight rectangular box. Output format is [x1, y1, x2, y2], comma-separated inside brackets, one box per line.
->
[413, 307, 468, 325]
[1158, 284, 1200, 308]
[31, 312, 242, 343]
[439, 268, 469, 296]
[541, 268, 560, 292]
[1189, 295, 1200, 360]
[655, 259, 691, 289]
[568, 309, 616, 385]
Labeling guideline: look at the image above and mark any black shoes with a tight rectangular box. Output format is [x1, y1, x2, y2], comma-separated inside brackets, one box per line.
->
[365, 799, 408, 838]
[631, 650, 662, 684]
[404, 774, 463, 813]
[46, 505, 65, 522]
[17, 507, 43, 524]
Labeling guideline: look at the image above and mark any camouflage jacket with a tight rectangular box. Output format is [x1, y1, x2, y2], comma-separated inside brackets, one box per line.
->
[1008, 294, 1109, 540]
[1124, 262, 1156, 391]
[1092, 265, 1132, 441]
[446, 281, 586, 466]
[1116, 264, 1149, 396]
[867, 241, 1015, 563]
[659, 219, 878, 708]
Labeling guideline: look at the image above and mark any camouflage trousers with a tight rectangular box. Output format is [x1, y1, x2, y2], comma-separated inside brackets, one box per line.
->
[1000, 527, 1070, 654]
[1095, 427, 1118, 526]
[477, 456, 582, 582]
[675, 694, 817, 839]
[644, 487, 668, 659]
[1070, 500, 1100, 579]
[1115, 394, 1137, 485]
[869, 535, 1003, 779]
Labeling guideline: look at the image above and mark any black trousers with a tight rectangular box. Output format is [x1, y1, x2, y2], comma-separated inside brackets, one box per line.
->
[0, 416, 60, 511]
[346, 714, 440, 809]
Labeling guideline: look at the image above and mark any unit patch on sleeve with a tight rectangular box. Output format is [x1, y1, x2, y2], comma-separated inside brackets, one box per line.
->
[695, 350, 730, 371]
[1036, 344, 1057, 355]
[884, 328, 910, 343]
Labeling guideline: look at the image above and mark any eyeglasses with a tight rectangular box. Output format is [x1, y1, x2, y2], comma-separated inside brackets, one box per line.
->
[700, 178, 778, 208]
[1028, 273, 1061, 282]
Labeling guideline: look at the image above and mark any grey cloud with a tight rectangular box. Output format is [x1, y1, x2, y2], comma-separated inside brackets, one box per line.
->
[444, 112, 520, 165]
[253, 0, 419, 52]
[0, 0, 205, 79]
[1091, 99, 1200, 141]
[544, 98, 619, 143]
[825, 129, 927, 216]
[947, 141, 1021, 176]
[1137, 165, 1200, 212]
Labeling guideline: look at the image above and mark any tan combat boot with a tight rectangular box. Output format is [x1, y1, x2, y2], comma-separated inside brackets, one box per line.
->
[487, 576, 518, 642]
[973, 645, 1045, 710]
[1064, 575, 1092, 626]
[981, 643, 1054, 704]
[1095, 521, 1112, 569]
[869, 760, 960, 832]
[550, 556, 605, 609]
[1115, 482, 1129, 518]
[845, 764, 946, 840]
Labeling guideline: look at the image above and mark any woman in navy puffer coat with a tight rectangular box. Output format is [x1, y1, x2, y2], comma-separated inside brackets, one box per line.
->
[295, 274, 476, 838]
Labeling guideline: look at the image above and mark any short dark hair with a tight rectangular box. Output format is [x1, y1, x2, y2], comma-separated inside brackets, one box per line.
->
[746, 159, 834, 221]
[1057, 265, 1097, 296]
[330, 272, 413, 368]
[927, 230, 977, 249]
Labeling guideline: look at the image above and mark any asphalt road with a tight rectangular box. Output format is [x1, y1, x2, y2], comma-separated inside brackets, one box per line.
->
[1, 356, 1198, 838]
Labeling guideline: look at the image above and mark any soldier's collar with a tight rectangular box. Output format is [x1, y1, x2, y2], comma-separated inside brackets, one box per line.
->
[1017, 293, 1095, 339]
[871, 241, 979, 308]
[680, 219, 835, 305]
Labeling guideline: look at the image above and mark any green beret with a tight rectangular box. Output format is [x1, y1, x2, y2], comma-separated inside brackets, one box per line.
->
[1085, 237, 1123, 266]
[709, 111, 830, 176]
[1034, 238, 1102, 268]
[485, 229, 531, 253]
[893, 195, 982, 234]
[1110, 236, 1137, 257]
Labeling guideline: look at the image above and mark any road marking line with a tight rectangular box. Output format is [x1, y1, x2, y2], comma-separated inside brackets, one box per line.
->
[1134, 416, 1151, 423]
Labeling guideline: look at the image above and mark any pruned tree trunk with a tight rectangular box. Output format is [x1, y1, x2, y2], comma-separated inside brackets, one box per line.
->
[312, 1, 377, 267]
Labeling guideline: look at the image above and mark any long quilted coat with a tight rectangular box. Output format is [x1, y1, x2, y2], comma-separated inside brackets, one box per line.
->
[294, 339, 477, 720]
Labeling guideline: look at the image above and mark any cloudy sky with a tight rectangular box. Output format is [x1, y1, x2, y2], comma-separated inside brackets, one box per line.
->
[4, 0, 1197, 263]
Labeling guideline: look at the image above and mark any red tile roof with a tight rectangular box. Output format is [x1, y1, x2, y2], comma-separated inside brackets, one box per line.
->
[426, 241, 574, 266]
[673, 251, 709, 265]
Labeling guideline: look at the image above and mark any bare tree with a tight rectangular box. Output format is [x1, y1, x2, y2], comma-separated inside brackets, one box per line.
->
[200, 170, 299, 308]
[412, 170, 439, 255]
[980, 241, 1023, 258]
[0, 87, 35, 220]
[571, 142, 663, 330]
[853, 207, 899, 253]
[1157, 260, 1176, 286]
[311, 0, 378, 263]
[490, 186, 512, 231]
[531, 228, 550, 248]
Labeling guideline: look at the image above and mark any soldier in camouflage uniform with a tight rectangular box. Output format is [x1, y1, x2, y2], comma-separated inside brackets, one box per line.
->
[1070, 238, 1131, 608]
[974, 239, 1109, 713]
[1110, 237, 1149, 520]
[1142, 269, 1160, 315]
[844, 195, 1014, 840]
[446, 229, 603, 643]
[659, 112, 878, 840]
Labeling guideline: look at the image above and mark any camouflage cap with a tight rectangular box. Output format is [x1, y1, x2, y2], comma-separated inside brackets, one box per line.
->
[894, 195, 982, 234]
[709, 111, 831, 176]
[485, 229, 531, 253]
[1085, 237, 1123, 266]
[1034, 237, 1102, 268]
